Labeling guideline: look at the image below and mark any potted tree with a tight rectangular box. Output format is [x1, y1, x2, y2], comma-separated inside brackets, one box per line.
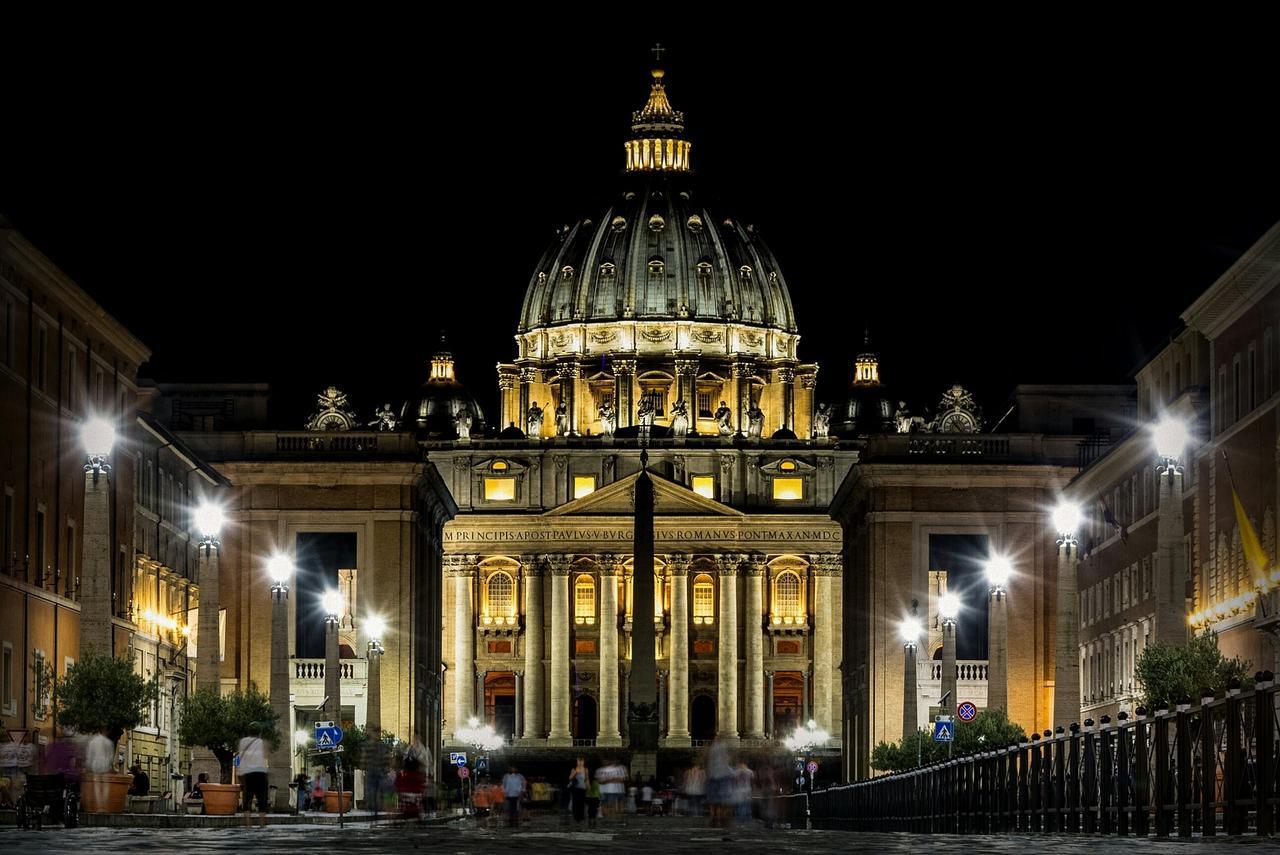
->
[177, 686, 279, 816]
[54, 650, 158, 813]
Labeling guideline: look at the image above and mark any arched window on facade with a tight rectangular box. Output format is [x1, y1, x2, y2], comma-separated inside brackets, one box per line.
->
[771, 570, 803, 624]
[693, 573, 715, 624]
[484, 571, 516, 625]
[574, 574, 596, 625]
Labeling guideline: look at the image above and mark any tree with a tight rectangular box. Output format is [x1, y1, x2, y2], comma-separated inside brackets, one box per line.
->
[1135, 629, 1253, 711]
[870, 708, 1027, 773]
[56, 650, 157, 746]
[177, 686, 279, 783]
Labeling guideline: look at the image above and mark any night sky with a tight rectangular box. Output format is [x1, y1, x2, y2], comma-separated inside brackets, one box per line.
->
[3, 28, 1278, 428]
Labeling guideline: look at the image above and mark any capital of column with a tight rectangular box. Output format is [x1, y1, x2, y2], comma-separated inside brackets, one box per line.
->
[674, 358, 699, 376]
[519, 366, 539, 384]
[556, 359, 580, 380]
[809, 553, 843, 576]
[519, 555, 543, 575]
[610, 355, 637, 376]
[800, 369, 819, 390]
[732, 360, 755, 379]
[777, 367, 796, 384]
[444, 555, 476, 577]
[545, 556, 574, 577]
[598, 563, 620, 578]
[668, 562, 689, 578]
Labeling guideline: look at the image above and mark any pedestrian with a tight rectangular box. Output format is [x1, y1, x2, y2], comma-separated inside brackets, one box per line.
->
[127, 763, 150, 796]
[731, 761, 754, 824]
[682, 763, 706, 816]
[311, 766, 328, 811]
[706, 737, 733, 828]
[237, 722, 270, 827]
[639, 778, 653, 813]
[586, 775, 601, 827]
[502, 764, 527, 827]
[597, 757, 628, 823]
[567, 756, 588, 823]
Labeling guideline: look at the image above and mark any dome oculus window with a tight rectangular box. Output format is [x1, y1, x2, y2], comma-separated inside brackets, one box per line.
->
[599, 262, 616, 277]
[687, 214, 704, 232]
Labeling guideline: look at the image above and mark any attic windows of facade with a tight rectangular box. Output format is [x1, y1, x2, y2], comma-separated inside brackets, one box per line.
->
[696, 261, 712, 277]
[492, 460, 508, 471]
[772, 570, 803, 623]
[574, 475, 597, 499]
[648, 258, 665, 276]
[691, 475, 715, 499]
[483, 571, 516, 625]
[692, 574, 715, 624]
[640, 384, 668, 417]
[574, 574, 596, 625]
[779, 459, 797, 472]
[772, 476, 804, 501]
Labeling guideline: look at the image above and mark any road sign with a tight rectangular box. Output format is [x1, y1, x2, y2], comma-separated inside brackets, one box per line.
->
[450, 752, 467, 766]
[932, 720, 955, 742]
[314, 724, 343, 749]
[458, 766, 470, 779]
[957, 701, 978, 722]
[806, 760, 818, 775]
[476, 755, 489, 775]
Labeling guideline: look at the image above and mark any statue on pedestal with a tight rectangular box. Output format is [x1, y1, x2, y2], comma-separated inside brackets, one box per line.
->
[598, 401, 616, 437]
[526, 402, 544, 437]
[669, 399, 689, 437]
[368, 403, 400, 432]
[454, 406, 473, 439]
[747, 402, 765, 438]
[812, 402, 831, 439]
[714, 401, 733, 436]
[555, 402, 570, 436]
[637, 396, 656, 428]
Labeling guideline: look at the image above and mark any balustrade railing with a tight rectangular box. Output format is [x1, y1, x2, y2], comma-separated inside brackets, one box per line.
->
[292, 658, 367, 680]
[921, 660, 989, 682]
[775, 673, 1278, 838]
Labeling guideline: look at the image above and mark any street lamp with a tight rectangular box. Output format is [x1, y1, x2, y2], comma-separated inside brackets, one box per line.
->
[784, 718, 830, 827]
[938, 592, 960, 716]
[364, 616, 386, 734]
[1151, 414, 1191, 646]
[266, 553, 294, 809]
[322, 590, 342, 623]
[985, 555, 1013, 711]
[194, 502, 225, 546]
[79, 415, 118, 650]
[1052, 500, 1083, 728]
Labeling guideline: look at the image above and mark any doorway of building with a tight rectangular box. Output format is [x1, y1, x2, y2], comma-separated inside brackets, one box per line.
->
[573, 693, 597, 740]
[690, 694, 716, 741]
[485, 672, 517, 740]
[772, 671, 805, 736]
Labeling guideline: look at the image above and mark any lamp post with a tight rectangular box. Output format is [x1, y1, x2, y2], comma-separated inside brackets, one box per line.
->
[1052, 501, 1083, 728]
[938, 592, 960, 717]
[79, 416, 117, 654]
[194, 502, 225, 693]
[899, 609, 922, 740]
[985, 555, 1013, 712]
[455, 716, 504, 813]
[785, 719, 830, 828]
[364, 617, 386, 735]
[267, 554, 293, 810]
[1152, 415, 1191, 645]
[322, 590, 342, 724]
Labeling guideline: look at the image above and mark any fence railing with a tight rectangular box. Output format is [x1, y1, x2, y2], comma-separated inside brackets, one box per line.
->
[779, 673, 1278, 837]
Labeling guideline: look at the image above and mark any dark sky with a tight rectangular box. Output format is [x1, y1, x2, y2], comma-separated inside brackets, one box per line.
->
[3, 26, 1278, 427]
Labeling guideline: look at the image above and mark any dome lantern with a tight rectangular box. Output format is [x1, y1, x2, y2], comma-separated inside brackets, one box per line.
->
[624, 49, 691, 173]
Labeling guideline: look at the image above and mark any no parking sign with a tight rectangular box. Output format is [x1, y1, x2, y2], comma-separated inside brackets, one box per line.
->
[957, 701, 978, 722]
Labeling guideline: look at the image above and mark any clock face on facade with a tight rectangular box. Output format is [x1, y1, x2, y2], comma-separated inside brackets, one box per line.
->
[939, 411, 977, 433]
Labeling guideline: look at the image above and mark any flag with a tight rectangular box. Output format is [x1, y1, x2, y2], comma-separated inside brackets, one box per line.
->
[1100, 498, 1128, 545]
[1232, 487, 1269, 580]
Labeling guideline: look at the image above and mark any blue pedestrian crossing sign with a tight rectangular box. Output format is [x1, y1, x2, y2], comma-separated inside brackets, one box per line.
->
[314, 723, 343, 749]
[932, 719, 955, 743]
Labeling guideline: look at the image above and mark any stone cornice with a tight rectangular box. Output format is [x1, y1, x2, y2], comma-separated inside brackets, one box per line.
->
[1182, 220, 1280, 340]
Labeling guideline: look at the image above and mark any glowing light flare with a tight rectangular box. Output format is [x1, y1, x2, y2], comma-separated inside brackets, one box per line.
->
[81, 416, 117, 457]
[1052, 501, 1082, 537]
[141, 609, 177, 631]
[784, 719, 830, 753]
[1151, 415, 1192, 462]
[985, 555, 1014, 589]
[193, 502, 225, 539]
[899, 616, 923, 645]
[321, 590, 342, 619]
[267, 554, 294, 585]
[365, 616, 386, 643]
[938, 592, 961, 621]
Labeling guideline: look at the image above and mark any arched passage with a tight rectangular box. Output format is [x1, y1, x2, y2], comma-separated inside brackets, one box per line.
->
[690, 694, 716, 741]
[573, 693, 598, 740]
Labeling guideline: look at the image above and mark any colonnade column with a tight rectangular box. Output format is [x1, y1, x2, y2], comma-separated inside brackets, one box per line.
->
[717, 557, 739, 740]
[744, 561, 765, 738]
[518, 364, 536, 433]
[521, 561, 544, 740]
[777, 366, 796, 433]
[811, 559, 834, 733]
[498, 370, 516, 431]
[612, 356, 636, 430]
[597, 563, 622, 745]
[557, 359, 579, 436]
[675, 357, 699, 433]
[452, 560, 475, 735]
[547, 560, 572, 744]
[732, 360, 754, 436]
[766, 671, 775, 737]
[667, 563, 691, 744]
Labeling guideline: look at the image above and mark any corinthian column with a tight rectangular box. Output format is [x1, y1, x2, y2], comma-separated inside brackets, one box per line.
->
[598, 561, 622, 745]
[717, 557, 739, 740]
[744, 561, 766, 738]
[667, 563, 691, 745]
[522, 560, 544, 740]
[452, 561, 475, 734]
[612, 356, 636, 430]
[547, 560, 572, 744]
[777, 366, 796, 433]
[811, 558, 834, 733]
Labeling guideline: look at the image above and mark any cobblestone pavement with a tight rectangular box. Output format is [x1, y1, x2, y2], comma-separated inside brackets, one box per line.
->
[3, 813, 1277, 853]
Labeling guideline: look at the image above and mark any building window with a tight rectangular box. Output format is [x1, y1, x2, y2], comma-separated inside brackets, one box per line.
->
[36, 323, 48, 393]
[772, 571, 803, 623]
[492, 459, 508, 471]
[692, 574, 715, 624]
[484, 572, 516, 624]
[573, 476, 596, 499]
[35, 508, 46, 587]
[2, 489, 12, 577]
[1233, 357, 1241, 423]
[691, 476, 715, 499]
[772, 478, 804, 501]
[641, 387, 667, 417]
[1, 641, 13, 715]
[32, 649, 49, 721]
[574, 574, 596, 625]
[484, 478, 515, 502]
[697, 391, 713, 418]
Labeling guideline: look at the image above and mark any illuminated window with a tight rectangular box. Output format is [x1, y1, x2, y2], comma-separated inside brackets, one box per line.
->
[773, 478, 804, 501]
[692, 476, 715, 499]
[574, 476, 597, 499]
[484, 478, 515, 502]
[625, 573, 665, 619]
[772, 571, 803, 623]
[484, 572, 516, 624]
[492, 460, 508, 471]
[693, 574, 715, 624]
[779, 459, 797, 471]
[574, 574, 596, 624]
[642, 387, 667, 417]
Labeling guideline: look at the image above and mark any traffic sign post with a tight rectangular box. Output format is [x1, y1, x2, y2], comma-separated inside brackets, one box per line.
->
[957, 701, 977, 722]
[450, 752, 468, 767]
[932, 718, 955, 743]
[314, 724, 344, 750]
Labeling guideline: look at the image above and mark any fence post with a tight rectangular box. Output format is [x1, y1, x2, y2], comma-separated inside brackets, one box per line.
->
[1256, 672, 1275, 838]
[1134, 708, 1149, 837]
[1099, 714, 1114, 834]
[1017, 737, 1030, 832]
[1029, 732, 1042, 832]
[1053, 726, 1066, 833]
[1041, 729, 1054, 832]
[1175, 698, 1192, 837]
[1082, 718, 1097, 833]
[1116, 711, 1130, 837]
[1201, 691, 1217, 837]
[1067, 722, 1080, 833]
[1224, 679, 1243, 836]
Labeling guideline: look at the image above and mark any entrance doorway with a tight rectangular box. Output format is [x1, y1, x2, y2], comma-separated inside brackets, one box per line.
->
[573, 693, 597, 740]
[772, 671, 804, 735]
[485, 672, 517, 740]
[690, 694, 716, 741]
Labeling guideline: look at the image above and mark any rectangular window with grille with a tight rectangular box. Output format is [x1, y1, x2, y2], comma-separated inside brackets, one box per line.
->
[697, 391, 712, 418]
[643, 388, 666, 417]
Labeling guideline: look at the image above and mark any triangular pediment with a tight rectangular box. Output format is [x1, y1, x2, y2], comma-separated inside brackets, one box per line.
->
[544, 471, 743, 517]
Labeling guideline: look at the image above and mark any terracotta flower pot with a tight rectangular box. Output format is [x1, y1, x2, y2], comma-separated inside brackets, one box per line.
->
[80, 772, 134, 813]
[200, 782, 241, 816]
[323, 790, 353, 813]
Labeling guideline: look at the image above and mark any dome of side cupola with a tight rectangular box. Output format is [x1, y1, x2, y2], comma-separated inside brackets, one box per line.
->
[412, 335, 485, 438]
[832, 333, 896, 436]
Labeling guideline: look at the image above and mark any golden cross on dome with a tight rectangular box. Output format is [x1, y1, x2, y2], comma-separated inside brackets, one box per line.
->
[651, 43, 665, 63]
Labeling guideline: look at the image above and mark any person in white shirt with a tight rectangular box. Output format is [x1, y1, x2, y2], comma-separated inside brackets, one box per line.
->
[237, 725, 270, 826]
[501, 766, 527, 826]
[596, 759, 628, 822]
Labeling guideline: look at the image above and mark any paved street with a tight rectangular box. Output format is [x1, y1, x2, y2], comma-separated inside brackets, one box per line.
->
[2, 814, 1276, 853]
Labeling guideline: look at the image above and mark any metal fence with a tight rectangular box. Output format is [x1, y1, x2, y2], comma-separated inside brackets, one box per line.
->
[778, 673, 1278, 837]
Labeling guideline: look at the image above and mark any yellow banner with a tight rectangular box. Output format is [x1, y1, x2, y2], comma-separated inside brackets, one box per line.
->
[1233, 487, 1270, 581]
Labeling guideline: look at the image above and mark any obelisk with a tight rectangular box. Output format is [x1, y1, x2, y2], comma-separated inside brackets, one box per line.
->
[629, 450, 658, 781]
